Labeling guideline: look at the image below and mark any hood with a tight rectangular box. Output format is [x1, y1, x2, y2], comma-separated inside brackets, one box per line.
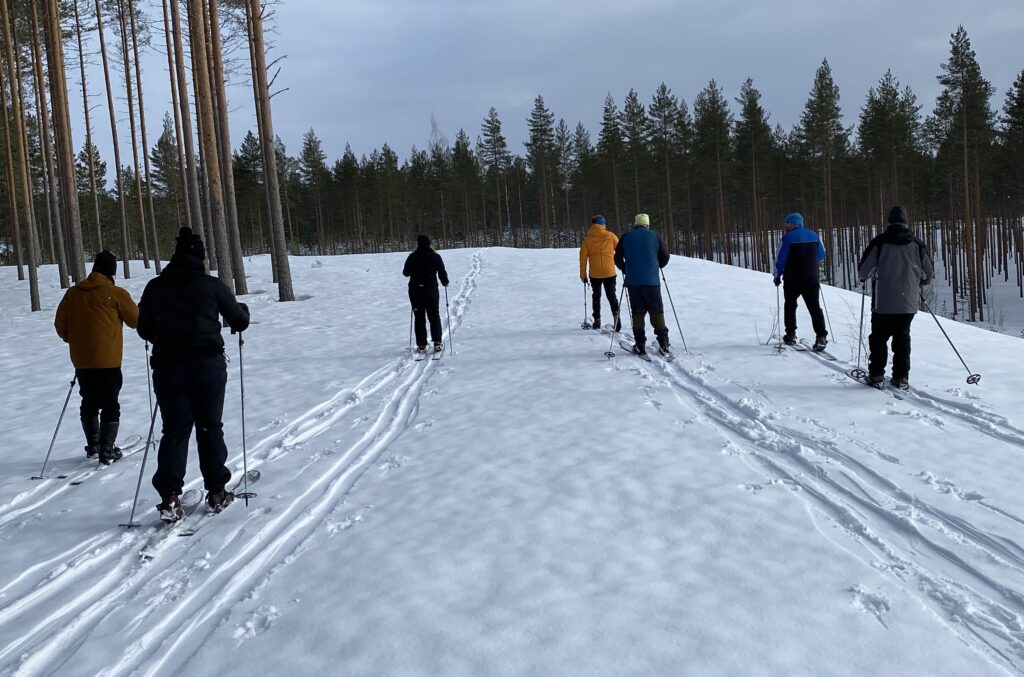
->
[76, 271, 113, 291]
[587, 224, 608, 238]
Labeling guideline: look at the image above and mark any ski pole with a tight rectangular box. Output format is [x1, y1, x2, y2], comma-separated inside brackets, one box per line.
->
[145, 342, 153, 415]
[119, 400, 159, 528]
[237, 332, 256, 503]
[660, 269, 689, 355]
[773, 286, 784, 353]
[444, 286, 454, 356]
[408, 307, 413, 352]
[921, 297, 982, 385]
[32, 376, 77, 480]
[604, 283, 627, 358]
[851, 283, 867, 379]
[581, 279, 591, 330]
[820, 284, 835, 342]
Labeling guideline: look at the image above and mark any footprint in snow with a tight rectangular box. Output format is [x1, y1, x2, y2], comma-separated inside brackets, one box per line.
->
[849, 585, 891, 628]
[917, 471, 984, 501]
[378, 455, 409, 473]
[233, 605, 280, 644]
[415, 418, 434, 432]
[740, 483, 762, 494]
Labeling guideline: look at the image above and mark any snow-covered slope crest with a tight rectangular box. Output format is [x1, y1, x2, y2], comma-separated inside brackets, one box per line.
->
[1, 248, 1023, 676]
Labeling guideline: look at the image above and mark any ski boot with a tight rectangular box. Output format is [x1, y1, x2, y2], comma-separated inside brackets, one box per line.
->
[657, 338, 671, 357]
[867, 373, 886, 389]
[207, 488, 235, 513]
[433, 341, 444, 353]
[592, 316, 602, 330]
[632, 343, 647, 356]
[812, 334, 828, 352]
[416, 345, 427, 355]
[98, 421, 123, 465]
[157, 493, 184, 523]
[82, 416, 100, 459]
[783, 332, 797, 346]
[891, 376, 910, 391]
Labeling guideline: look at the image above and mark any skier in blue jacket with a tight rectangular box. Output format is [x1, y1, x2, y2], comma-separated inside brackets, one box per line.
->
[774, 212, 828, 351]
[614, 213, 671, 356]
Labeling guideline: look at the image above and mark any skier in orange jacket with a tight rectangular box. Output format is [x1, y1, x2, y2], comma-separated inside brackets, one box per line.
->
[579, 215, 621, 330]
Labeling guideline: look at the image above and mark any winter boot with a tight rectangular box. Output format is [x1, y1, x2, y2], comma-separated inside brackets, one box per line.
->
[891, 376, 910, 391]
[157, 493, 183, 523]
[433, 341, 444, 352]
[98, 420, 123, 466]
[783, 331, 797, 346]
[81, 416, 100, 459]
[632, 342, 647, 356]
[416, 345, 427, 355]
[207, 488, 235, 513]
[813, 334, 828, 352]
[657, 338, 671, 356]
[592, 316, 601, 330]
[867, 373, 886, 388]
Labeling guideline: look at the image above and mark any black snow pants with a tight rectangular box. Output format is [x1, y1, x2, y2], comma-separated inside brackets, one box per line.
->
[627, 285, 668, 349]
[589, 276, 620, 321]
[784, 281, 828, 337]
[868, 313, 915, 380]
[76, 368, 123, 424]
[409, 283, 442, 348]
[151, 353, 231, 497]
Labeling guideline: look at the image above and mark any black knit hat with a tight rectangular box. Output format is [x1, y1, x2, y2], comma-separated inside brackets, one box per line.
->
[888, 205, 909, 226]
[174, 227, 206, 260]
[92, 250, 117, 279]
[417, 234, 431, 248]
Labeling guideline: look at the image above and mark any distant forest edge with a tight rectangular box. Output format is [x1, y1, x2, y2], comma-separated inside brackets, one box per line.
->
[2, 12, 1022, 323]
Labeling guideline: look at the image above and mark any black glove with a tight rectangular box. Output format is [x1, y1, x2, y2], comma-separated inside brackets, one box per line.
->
[773, 276, 781, 287]
[239, 302, 250, 316]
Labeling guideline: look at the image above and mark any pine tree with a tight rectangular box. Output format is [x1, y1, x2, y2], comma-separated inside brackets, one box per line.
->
[733, 78, 774, 269]
[525, 95, 556, 246]
[597, 94, 624, 227]
[1000, 71, 1024, 205]
[479, 107, 509, 245]
[693, 80, 733, 261]
[648, 83, 690, 252]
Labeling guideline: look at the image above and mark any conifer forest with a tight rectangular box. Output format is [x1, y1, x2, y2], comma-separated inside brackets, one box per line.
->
[0, 5, 1021, 324]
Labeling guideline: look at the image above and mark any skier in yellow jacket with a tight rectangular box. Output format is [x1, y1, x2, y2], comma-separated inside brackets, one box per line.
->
[579, 215, 621, 330]
[54, 251, 140, 464]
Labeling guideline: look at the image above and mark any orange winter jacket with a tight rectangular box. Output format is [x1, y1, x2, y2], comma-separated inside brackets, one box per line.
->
[54, 272, 140, 369]
[579, 225, 619, 279]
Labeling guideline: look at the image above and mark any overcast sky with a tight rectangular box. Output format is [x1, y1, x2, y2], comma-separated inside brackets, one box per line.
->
[76, 0, 1024, 167]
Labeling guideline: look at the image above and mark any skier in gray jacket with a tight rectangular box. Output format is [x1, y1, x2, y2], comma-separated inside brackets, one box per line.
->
[857, 206, 934, 388]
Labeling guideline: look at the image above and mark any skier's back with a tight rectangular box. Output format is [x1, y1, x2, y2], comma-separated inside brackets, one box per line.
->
[403, 235, 449, 354]
[614, 213, 670, 356]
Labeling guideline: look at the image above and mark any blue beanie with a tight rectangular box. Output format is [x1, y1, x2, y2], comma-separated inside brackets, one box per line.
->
[784, 213, 804, 227]
[591, 215, 606, 225]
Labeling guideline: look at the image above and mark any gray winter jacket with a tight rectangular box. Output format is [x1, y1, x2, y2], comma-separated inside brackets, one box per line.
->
[857, 224, 934, 315]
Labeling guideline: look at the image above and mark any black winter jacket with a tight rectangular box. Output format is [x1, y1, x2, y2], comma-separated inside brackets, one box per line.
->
[403, 246, 449, 287]
[137, 254, 250, 359]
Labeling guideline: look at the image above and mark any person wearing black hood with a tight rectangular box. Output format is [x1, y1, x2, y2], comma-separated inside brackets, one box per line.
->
[857, 206, 934, 389]
[403, 235, 449, 355]
[137, 228, 250, 520]
[54, 251, 139, 464]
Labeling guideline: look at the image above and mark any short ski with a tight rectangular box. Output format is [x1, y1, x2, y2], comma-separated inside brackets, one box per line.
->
[63, 435, 147, 484]
[431, 344, 444, 360]
[798, 338, 837, 361]
[413, 349, 427, 362]
[845, 369, 903, 400]
[619, 339, 652, 362]
[179, 470, 262, 537]
[139, 489, 205, 559]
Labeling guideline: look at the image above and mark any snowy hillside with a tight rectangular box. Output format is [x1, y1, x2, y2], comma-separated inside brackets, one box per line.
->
[2, 248, 1024, 676]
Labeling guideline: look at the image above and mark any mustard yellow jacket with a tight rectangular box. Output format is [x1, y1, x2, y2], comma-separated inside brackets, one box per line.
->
[579, 225, 619, 279]
[55, 273, 139, 369]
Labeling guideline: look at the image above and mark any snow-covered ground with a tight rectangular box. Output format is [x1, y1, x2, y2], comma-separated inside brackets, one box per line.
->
[2, 248, 1024, 676]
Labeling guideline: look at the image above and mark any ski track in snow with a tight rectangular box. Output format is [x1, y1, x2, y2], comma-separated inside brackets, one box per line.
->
[611, 348, 1024, 674]
[0, 251, 485, 677]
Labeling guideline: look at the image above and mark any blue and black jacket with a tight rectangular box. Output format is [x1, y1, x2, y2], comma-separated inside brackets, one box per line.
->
[775, 226, 825, 285]
[614, 226, 670, 286]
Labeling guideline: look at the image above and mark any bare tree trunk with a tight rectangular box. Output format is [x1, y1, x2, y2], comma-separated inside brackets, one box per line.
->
[115, 0, 151, 270]
[74, 0, 102, 252]
[95, 0, 132, 277]
[42, 0, 86, 281]
[1, 0, 41, 309]
[161, 0, 190, 232]
[246, 0, 293, 300]
[244, 4, 277, 278]
[128, 0, 161, 271]
[0, 31, 23, 281]
[30, 1, 69, 287]
[170, 0, 204, 238]
[208, 0, 246, 292]
[187, 0, 233, 289]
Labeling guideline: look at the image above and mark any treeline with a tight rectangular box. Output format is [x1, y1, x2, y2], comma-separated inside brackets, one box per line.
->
[3, 16, 1023, 326]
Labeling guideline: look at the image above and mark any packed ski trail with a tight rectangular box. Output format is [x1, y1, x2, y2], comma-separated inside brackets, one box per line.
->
[3, 248, 1024, 675]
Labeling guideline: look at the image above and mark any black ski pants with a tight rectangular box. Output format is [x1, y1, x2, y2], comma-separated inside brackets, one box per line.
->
[589, 276, 620, 320]
[784, 281, 828, 337]
[627, 285, 668, 348]
[151, 353, 231, 497]
[409, 283, 442, 348]
[868, 313, 915, 380]
[76, 367, 122, 424]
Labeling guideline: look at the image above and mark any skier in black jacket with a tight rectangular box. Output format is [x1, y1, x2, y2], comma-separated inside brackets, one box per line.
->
[403, 235, 449, 354]
[138, 227, 250, 521]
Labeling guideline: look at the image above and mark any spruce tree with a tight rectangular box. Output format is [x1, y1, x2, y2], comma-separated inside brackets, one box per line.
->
[525, 95, 556, 246]
[597, 94, 625, 227]
[621, 88, 650, 213]
[693, 80, 733, 261]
